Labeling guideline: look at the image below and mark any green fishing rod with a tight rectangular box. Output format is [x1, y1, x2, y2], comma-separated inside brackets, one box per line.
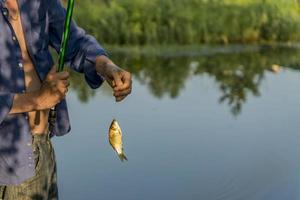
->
[49, 0, 75, 132]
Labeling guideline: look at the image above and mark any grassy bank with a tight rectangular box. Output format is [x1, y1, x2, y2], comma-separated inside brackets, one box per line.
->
[72, 0, 300, 45]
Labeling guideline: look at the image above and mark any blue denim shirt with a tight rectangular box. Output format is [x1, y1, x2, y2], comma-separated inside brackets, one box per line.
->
[0, 0, 106, 185]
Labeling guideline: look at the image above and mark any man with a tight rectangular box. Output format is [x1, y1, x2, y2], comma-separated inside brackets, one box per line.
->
[0, 0, 132, 199]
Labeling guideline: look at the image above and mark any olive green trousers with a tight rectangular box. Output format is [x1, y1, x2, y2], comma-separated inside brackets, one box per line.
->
[0, 133, 58, 200]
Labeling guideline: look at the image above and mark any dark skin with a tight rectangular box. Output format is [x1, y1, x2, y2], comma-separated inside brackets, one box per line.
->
[95, 55, 132, 102]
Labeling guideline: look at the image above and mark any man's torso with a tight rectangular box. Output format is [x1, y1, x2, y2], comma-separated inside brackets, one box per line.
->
[5, 0, 49, 134]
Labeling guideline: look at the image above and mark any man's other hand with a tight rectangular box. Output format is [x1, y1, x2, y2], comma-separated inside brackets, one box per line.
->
[96, 56, 132, 102]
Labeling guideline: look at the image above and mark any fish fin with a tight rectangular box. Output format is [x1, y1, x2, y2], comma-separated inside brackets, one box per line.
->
[118, 153, 128, 162]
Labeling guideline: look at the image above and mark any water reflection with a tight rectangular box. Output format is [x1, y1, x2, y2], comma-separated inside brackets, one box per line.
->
[69, 46, 300, 115]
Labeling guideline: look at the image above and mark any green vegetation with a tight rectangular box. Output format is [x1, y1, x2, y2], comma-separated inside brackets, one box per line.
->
[73, 0, 300, 45]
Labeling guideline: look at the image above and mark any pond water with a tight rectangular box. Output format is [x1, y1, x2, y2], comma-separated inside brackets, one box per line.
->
[53, 46, 300, 200]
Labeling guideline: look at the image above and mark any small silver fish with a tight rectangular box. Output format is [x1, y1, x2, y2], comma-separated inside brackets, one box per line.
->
[109, 119, 128, 162]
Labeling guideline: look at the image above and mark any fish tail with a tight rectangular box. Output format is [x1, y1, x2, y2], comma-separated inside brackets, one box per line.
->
[118, 153, 128, 162]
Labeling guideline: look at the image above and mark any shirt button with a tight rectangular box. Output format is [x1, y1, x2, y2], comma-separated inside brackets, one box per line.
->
[27, 143, 31, 146]
[29, 157, 32, 160]
[29, 164, 32, 167]
[22, 90, 25, 93]
[12, 36, 17, 41]
[18, 63, 23, 68]
[25, 115, 29, 120]
[3, 11, 7, 16]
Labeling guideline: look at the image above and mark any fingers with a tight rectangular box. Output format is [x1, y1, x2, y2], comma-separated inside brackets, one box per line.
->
[62, 80, 70, 87]
[49, 65, 57, 73]
[114, 92, 130, 102]
[56, 71, 70, 80]
[116, 95, 126, 102]
[46, 66, 56, 81]
[46, 68, 69, 82]
[109, 70, 132, 102]
[121, 72, 132, 90]
[46, 67, 70, 98]
[113, 87, 131, 97]
[112, 72, 123, 90]
[113, 73, 132, 102]
[57, 79, 70, 95]
[114, 71, 132, 91]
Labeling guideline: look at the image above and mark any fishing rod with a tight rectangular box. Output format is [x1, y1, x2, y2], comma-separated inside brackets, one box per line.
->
[48, 0, 75, 132]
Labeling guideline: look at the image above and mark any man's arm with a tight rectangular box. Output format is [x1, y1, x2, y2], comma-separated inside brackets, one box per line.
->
[9, 92, 40, 114]
[9, 66, 70, 114]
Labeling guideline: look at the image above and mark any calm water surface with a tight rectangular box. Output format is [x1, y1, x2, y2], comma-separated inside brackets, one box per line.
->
[53, 46, 300, 200]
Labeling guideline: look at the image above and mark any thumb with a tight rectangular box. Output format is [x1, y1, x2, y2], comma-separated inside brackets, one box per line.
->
[112, 72, 123, 90]
[45, 65, 57, 81]
[49, 65, 57, 74]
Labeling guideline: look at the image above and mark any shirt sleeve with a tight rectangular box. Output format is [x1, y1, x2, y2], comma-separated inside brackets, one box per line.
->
[0, 92, 15, 124]
[48, 0, 107, 89]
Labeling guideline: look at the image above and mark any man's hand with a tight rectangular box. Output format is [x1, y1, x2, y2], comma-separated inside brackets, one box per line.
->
[96, 56, 132, 102]
[9, 65, 70, 114]
[36, 65, 70, 110]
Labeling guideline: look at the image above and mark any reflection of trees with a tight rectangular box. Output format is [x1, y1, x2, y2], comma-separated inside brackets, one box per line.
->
[112, 46, 300, 116]
[114, 49, 267, 115]
[145, 58, 190, 98]
[194, 53, 266, 116]
[218, 70, 263, 116]
[194, 47, 300, 115]
[110, 53, 191, 98]
[68, 46, 300, 116]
